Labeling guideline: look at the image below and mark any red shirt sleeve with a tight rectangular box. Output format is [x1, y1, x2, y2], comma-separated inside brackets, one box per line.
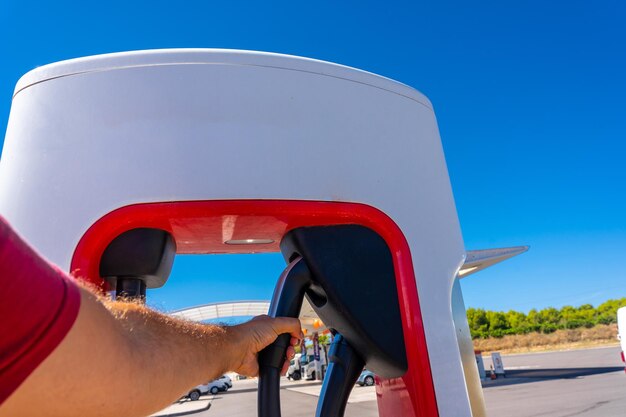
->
[0, 216, 81, 405]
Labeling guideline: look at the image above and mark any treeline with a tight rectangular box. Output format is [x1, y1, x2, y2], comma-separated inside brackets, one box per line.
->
[466, 298, 626, 339]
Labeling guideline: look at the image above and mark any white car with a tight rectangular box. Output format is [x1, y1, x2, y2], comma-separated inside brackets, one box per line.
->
[287, 353, 323, 381]
[187, 380, 228, 401]
[287, 353, 309, 381]
[217, 375, 233, 388]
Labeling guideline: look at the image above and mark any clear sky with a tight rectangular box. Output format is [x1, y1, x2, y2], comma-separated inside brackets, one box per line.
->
[1, 1, 624, 314]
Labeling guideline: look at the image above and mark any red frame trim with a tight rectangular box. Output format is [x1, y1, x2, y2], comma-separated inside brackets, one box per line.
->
[70, 200, 439, 416]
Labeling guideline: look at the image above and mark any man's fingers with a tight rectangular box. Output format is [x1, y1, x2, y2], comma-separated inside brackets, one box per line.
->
[281, 346, 295, 375]
[286, 345, 295, 359]
[272, 317, 303, 340]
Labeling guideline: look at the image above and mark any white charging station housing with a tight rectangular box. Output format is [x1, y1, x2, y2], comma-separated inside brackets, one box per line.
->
[0, 50, 487, 417]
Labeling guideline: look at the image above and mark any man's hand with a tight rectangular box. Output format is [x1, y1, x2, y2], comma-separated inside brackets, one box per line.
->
[228, 315, 303, 377]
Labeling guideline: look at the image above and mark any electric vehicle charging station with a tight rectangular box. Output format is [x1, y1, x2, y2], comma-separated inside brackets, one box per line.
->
[0, 49, 527, 417]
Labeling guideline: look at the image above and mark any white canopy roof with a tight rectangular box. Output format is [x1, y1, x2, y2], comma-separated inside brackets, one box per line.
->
[170, 300, 270, 322]
[170, 298, 327, 334]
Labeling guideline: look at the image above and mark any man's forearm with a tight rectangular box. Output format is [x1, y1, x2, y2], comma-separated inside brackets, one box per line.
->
[1, 288, 244, 417]
[1, 284, 300, 417]
[102, 296, 240, 390]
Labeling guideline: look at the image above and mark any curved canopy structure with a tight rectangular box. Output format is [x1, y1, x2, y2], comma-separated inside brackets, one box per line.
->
[170, 301, 270, 322]
[459, 246, 529, 278]
[170, 298, 327, 333]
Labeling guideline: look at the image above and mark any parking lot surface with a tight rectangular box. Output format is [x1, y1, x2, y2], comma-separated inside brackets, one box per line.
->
[483, 345, 626, 417]
[154, 346, 626, 416]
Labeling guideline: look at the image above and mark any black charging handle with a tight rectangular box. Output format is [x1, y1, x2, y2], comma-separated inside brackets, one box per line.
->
[316, 333, 365, 417]
[259, 225, 408, 417]
[257, 256, 312, 417]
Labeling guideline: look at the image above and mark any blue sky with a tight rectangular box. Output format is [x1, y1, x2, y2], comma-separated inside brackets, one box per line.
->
[1, 1, 624, 313]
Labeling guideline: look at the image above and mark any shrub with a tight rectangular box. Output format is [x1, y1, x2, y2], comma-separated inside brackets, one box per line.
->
[466, 298, 626, 339]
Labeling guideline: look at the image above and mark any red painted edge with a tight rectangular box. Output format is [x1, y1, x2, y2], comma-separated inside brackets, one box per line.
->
[70, 200, 439, 417]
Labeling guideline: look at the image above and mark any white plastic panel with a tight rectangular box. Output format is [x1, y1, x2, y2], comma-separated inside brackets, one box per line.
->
[0, 50, 470, 416]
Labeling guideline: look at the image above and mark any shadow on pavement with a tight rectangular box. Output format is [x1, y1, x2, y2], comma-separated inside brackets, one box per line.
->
[483, 366, 625, 388]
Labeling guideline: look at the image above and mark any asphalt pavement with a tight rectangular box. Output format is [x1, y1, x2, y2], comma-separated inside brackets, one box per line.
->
[482, 345, 626, 417]
[154, 345, 626, 417]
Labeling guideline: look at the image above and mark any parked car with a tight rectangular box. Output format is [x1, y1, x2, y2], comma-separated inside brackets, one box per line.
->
[305, 361, 317, 380]
[186, 379, 228, 400]
[287, 353, 311, 381]
[218, 375, 233, 388]
[287, 352, 323, 381]
[356, 370, 375, 386]
[287, 357, 302, 381]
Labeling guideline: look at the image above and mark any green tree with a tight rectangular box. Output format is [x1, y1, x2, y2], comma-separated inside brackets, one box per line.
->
[317, 334, 331, 345]
[596, 298, 626, 324]
[466, 298, 626, 340]
[505, 310, 528, 333]
[526, 309, 541, 332]
[538, 307, 560, 326]
[466, 308, 489, 338]
[486, 311, 509, 337]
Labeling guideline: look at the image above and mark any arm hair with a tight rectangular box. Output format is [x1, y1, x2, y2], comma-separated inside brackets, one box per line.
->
[0, 287, 242, 417]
